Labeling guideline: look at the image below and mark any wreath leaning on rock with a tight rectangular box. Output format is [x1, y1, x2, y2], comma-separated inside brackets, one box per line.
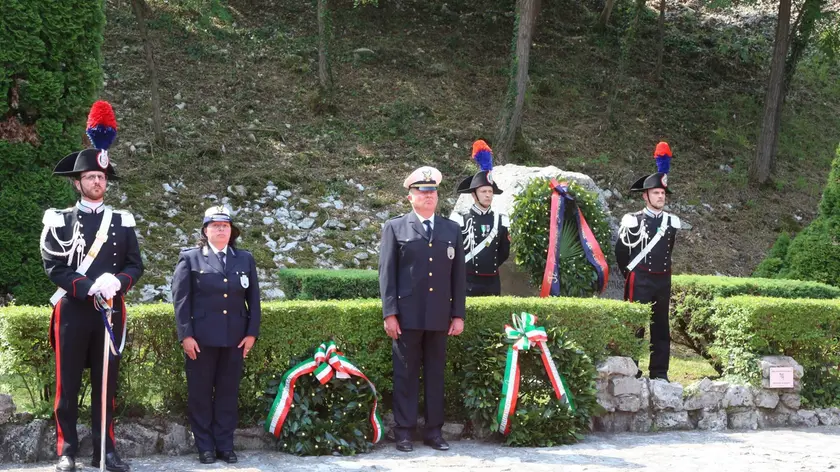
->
[461, 313, 599, 447]
[263, 341, 382, 456]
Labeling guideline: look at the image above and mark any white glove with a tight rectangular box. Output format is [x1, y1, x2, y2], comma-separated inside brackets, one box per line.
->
[88, 277, 102, 296]
[94, 273, 122, 300]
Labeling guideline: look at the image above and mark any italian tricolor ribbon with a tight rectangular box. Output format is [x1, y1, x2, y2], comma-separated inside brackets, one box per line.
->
[496, 313, 576, 435]
[540, 179, 609, 297]
[265, 341, 383, 443]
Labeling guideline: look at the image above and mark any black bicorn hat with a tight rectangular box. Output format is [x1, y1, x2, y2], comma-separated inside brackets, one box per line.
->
[53, 101, 119, 179]
[456, 140, 503, 195]
[629, 142, 673, 194]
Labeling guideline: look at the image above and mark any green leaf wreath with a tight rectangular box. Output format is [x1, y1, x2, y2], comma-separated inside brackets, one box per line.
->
[460, 326, 599, 447]
[510, 178, 613, 297]
[263, 354, 379, 456]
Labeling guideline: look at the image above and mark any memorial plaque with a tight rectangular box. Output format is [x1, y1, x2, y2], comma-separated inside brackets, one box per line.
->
[769, 367, 794, 388]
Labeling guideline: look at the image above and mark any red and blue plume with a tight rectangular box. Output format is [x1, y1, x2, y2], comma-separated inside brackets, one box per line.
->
[653, 141, 672, 174]
[86, 100, 118, 151]
[471, 140, 493, 172]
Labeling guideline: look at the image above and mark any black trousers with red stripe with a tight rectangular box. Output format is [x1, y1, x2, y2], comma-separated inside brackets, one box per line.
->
[51, 297, 124, 458]
[623, 271, 671, 378]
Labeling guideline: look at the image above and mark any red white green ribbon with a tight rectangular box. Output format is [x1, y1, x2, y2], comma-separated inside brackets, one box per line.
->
[265, 341, 383, 443]
[496, 313, 576, 435]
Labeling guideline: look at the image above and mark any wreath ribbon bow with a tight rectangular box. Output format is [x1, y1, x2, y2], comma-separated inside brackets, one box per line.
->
[496, 313, 576, 435]
[265, 341, 383, 443]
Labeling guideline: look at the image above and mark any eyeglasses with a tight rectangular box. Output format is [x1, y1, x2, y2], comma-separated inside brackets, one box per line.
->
[80, 175, 107, 182]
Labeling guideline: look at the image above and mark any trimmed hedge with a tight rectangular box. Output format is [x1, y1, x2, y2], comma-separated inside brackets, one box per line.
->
[710, 296, 840, 407]
[0, 297, 648, 424]
[670, 275, 840, 371]
[278, 269, 379, 300]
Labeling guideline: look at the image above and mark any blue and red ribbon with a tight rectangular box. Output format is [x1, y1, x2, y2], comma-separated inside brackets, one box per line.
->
[540, 179, 609, 297]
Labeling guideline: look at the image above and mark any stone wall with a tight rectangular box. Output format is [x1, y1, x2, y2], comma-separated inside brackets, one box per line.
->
[593, 355, 840, 432]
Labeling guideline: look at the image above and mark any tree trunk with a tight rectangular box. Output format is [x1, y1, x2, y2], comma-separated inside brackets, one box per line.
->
[130, 0, 164, 145]
[494, 0, 540, 164]
[597, 0, 617, 30]
[317, 0, 331, 91]
[750, 0, 792, 185]
[654, 0, 666, 85]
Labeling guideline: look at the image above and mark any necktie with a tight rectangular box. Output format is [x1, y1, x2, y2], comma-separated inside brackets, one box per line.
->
[423, 220, 432, 239]
[217, 251, 226, 270]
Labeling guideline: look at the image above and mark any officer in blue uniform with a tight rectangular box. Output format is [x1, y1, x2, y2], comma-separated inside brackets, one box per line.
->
[615, 142, 680, 382]
[451, 140, 510, 296]
[378, 166, 466, 452]
[172, 206, 261, 464]
[41, 101, 142, 472]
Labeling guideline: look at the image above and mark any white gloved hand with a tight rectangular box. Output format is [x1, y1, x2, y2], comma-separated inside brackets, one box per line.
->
[88, 277, 103, 296]
[94, 273, 122, 300]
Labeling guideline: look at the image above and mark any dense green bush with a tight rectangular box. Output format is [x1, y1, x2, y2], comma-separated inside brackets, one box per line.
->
[278, 269, 379, 300]
[755, 141, 840, 286]
[752, 233, 791, 278]
[710, 296, 840, 407]
[0, 297, 648, 424]
[0, 0, 105, 304]
[670, 275, 840, 371]
[510, 178, 613, 296]
[460, 327, 597, 446]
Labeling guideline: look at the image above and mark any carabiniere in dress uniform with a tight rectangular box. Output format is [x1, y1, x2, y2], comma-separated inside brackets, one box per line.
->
[615, 142, 681, 382]
[450, 140, 510, 296]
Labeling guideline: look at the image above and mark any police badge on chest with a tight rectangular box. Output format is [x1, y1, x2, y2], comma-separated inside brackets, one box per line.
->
[240, 273, 249, 288]
[447, 245, 455, 260]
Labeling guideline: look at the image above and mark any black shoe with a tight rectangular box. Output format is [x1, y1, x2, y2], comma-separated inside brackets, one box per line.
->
[216, 450, 238, 464]
[651, 374, 670, 383]
[199, 450, 216, 464]
[91, 452, 130, 472]
[423, 436, 450, 451]
[55, 455, 75, 471]
[395, 438, 413, 452]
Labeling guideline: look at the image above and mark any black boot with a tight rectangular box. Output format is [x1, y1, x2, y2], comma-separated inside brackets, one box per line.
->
[91, 452, 130, 472]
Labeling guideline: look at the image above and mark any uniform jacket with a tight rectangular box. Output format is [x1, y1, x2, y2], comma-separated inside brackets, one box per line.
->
[41, 204, 144, 312]
[615, 210, 680, 278]
[379, 212, 466, 331]
[172, 245, 261, 347]
[452, 207, 510, 276]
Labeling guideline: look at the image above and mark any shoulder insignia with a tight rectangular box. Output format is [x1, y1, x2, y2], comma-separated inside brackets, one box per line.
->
[114, 210, 136, 227]
[669, 214, 681, 229]
[42, 209, 66, 228]
[620, 213, 639, 229]
[448, 212, 464, 226]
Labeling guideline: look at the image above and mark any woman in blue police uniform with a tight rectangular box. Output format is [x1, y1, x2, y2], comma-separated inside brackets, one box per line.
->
[172, 206, 261, 464]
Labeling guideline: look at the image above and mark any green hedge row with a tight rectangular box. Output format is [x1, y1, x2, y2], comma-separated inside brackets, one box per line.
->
[278, 269, 379, 300]
[0, 297, 648, 424]
[669, 275, 840, 371]
[710, 296, 840, 407]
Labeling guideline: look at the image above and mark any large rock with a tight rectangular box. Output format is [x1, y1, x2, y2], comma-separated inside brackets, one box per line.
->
[815, 408, 840, 426]
[727, 409, 758, 430]
[683, 379, 728, 411]
[612, 377, 642, 396]
[615, 395, 642, 413]
[722, 385, 754, 409]
[651, 379, 684, 411]
[780, 393, 801, 409]
[790, 409, 819, 427]
[639, 378, 651, 410]
[753, 389, 780, 409]
[597, 357, 640, 379]
[1, 418, 48, 463]
[450, 164, 619, 299]
[441, 422, 465, 441]
[115, 422, 161, 458]
[234, 426, 274, 451]
[593, 412, 632, 432]
[653, 411, 692, 430]
[694, 409, 728, 431]
[0, 394, 15, 425]
[630, 411, 653, 432]
[758, 356, 804, 380]
[161, 422, 194, 456]
[758, 403, 793, 428]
